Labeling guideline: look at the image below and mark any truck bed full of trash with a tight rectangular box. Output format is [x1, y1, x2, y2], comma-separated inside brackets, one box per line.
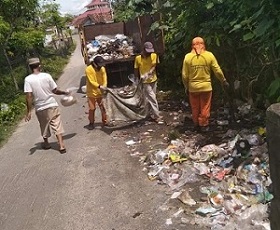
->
[86, 34, 136, 63]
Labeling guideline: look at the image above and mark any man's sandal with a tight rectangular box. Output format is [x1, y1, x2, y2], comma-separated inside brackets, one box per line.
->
[59, 148, 66, 154]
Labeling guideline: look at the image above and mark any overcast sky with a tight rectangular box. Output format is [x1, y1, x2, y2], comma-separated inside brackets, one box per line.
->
[55, 0, 92, 15]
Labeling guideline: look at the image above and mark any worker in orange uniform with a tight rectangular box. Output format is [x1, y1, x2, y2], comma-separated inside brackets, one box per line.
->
[182, 37, 229, 132]
[85, 56, 108, 130]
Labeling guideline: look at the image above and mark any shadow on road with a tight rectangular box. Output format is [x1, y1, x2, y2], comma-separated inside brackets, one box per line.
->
[63, 133, 77, 140]
[100, 120, 146, 135]
[28, 133, 77, 155]
[77, 75, 86, 93]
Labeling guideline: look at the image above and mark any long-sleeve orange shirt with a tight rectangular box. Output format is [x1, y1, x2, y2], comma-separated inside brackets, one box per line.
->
[182, 51, 226, 92]
[85, 65, 107, 98]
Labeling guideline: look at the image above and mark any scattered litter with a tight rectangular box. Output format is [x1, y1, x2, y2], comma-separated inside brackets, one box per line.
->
[110, 101, 270, 229]
[173, 207, 184, 218]
[170, 191, 181, 199]
[165, 218, 173, 225]
[196, 206, 219, 216]
[125, 140, 139, 145]
[177, 190, 196, 206]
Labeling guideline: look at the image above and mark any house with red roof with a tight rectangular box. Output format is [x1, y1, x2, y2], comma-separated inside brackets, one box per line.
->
[72, 0, 113, 28]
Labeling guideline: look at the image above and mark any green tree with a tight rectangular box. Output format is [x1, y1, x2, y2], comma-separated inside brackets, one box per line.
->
[0, 0, 40, 90]
[113, 0, 155, 21]
[114, 0, 280, 106]
[40, 2, 65, 39]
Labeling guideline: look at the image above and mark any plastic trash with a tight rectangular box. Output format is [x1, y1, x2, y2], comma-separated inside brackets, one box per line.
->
[228, 134, 242, 149]
[125, 139, 139, 145]
[169, 152, 188, 163]
[217, 120, 229, 126]
[147, 165, 166, 180]
[177, 190, 196, 206]
[245, 134, 264, 146]
[170, 191, 181, 199]
[238, 203, 268, 221]
[199, 186, 219, 195]
[159, 167, 199, 190]
[0, 103, 9, 111]
[193, 162, 210, 175]
[91, 40, 100, 47]
[238, 103, 251, 116]
[165, 218, 173, 225]
[223, 200, 238, 215]
[251, 220, 271, 230]
[235, 139, 251, 157]
[258, 127, 266, 136]
[196, 205, 219, 216]
[216, 156, 234, 168]
[150, 149, 168, 164]
[194, 144, 227, 162]
[208, 193, 224, 208]
[173, 207, 184, 217]
[181, 100, 189, 109]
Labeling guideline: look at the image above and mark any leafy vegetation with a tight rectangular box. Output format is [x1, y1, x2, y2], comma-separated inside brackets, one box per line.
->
[114, 0, 280, 107]
[0, 0, 75, 147]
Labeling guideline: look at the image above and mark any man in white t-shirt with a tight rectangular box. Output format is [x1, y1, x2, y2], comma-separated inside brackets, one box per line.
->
[24, 57, 69, 154]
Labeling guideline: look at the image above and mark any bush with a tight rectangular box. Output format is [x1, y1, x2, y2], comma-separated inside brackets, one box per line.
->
[42, 56, 68, 80]
[0, 96, 25, 125]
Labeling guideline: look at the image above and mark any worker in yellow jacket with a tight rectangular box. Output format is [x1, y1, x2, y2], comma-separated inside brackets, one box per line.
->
[85, 56, 108, 130]
[134, 41, 163, 123]
[182, 37, 229, 132]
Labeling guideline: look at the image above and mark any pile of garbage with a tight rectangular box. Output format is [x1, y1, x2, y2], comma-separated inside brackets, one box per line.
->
[124, 123, 271, 229]
[86, 34, 136, 63]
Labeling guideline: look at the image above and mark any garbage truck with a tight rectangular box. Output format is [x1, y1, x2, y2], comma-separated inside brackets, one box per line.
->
[78, 13, 164, 87]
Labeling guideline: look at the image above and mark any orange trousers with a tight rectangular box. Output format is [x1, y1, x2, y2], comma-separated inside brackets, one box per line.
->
[88, 97, 107, 124]
[189, 91, 212, 127]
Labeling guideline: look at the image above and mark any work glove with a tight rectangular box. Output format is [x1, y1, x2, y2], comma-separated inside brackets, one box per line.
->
[147, 71, 153, 77]
[99, 85, 107, 91]
[140, 73, 148, 81]
[223, 80, 230, 88]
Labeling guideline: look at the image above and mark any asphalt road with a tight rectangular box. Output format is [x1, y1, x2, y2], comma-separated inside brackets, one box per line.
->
[0, 35, 171, 230]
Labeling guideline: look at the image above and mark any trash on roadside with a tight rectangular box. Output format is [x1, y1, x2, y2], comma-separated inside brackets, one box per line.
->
[0, 103, 9, 111]
[177, 190, 196, 206]
[165, 218, 173, 225]
[208, 192, 224, 208]
[117, 100, 271, 229]
[125, 139, 139, 145]
[195, 205, 219, 216]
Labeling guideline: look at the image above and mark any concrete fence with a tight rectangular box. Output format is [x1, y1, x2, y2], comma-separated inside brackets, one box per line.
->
[266, 103, 280, 229]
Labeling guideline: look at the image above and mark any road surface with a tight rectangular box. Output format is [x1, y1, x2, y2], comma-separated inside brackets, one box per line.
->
[0, 35, 172, 230]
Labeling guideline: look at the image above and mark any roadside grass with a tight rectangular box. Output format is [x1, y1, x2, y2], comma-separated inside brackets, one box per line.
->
[0, 42, 76, 148]
[0, 122, 21, 148]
